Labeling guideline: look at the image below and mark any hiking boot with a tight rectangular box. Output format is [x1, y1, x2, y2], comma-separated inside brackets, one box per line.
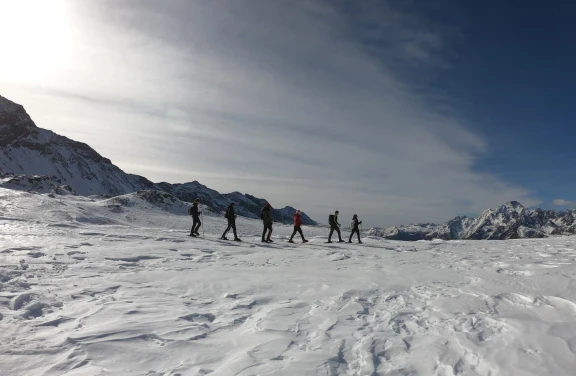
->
[234, 238, 242, 242]
[288, 240, 295, 243]
[327, 240, 333, 243]
[303, 239, 309, 243]
[189, 234, 197, 237]
[358, 241, 363, 244]
[220, 236, 228, 240]
[267, 239, 274, 243]
[261, 239, 267, 243]
[194, 232, 200, 236]
[348, 240, 352, 243]
[338, 240, 345, 243]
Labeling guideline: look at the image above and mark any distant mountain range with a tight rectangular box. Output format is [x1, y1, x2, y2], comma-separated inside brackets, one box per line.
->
[370, 201, 576, 240]
[0, 95, 316, 225]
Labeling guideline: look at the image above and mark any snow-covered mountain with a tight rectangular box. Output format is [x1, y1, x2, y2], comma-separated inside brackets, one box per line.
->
[0, 95, 317, 225]
[371, 201, 576, 240]
[0, 95, 156, 196]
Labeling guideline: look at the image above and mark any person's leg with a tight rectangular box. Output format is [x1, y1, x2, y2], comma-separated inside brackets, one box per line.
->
[262, 225, 267, 241]
[336, 227, 343, 241]
[289, 227, 297, 241]
[190, 218, 197, 236]
[328, 227, 334, 242]
[232, 221, 239, 239]
[297, 227, 305, 240]
[222, 221, 231, 238]
[267, 225, 273, 241]
[356, 228, 361, 242]
[195, 218, 202, 234]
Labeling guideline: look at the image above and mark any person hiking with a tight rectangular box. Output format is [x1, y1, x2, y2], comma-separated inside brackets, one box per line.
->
[221, 203, 241, 241]
[349, 214, 363, 243]
[261, 203, 274, 242]
[328, 210, 344, 243]
[288, 209, 308, 243]
[189, 198, 202, 237]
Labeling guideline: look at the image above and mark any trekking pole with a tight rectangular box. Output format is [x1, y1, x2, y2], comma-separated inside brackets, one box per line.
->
[201, 209, 205, 237]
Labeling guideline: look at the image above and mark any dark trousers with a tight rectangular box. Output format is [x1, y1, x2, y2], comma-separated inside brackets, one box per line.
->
[349, 227, 361, 242]
[191, 217, 201, 235]
[290, 226, 305, 241]
[328, 225, 342, 241]
[262, 224, 273, 240]
[222, 220, 237, 238]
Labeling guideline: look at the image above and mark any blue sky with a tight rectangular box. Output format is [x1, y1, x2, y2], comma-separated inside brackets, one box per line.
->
[0, 0, 574, 226]
[434, 1, 576, 210]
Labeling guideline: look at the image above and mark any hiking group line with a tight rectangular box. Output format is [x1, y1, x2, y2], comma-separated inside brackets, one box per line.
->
[187, 198, 363, 244]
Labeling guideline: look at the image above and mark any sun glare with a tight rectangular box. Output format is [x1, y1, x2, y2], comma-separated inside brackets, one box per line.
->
[0, 0, 72, 84]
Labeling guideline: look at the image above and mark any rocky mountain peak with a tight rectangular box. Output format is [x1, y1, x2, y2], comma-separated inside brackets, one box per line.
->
[0, 96, 38, 147]
[370, 201, 576, 241]
[498, 201, 525, 214]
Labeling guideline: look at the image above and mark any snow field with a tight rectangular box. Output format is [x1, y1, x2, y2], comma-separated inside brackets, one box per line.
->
[1, 188, 576, 375]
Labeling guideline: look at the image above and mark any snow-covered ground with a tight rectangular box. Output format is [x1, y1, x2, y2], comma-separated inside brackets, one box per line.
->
[1, 188, 576, 376]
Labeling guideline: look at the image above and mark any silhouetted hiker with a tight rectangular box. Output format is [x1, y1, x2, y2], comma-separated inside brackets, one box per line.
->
[349, 214, 362, 243]
[221, 203, 241, 241]
[328, 210, 344, 243]
[261, 203, 273, 242]
[288, 209, 308, 243]
[188, 198, 202, 237]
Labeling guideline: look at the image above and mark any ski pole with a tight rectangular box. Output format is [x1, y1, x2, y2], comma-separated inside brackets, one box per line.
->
[201, 210, 205, 237]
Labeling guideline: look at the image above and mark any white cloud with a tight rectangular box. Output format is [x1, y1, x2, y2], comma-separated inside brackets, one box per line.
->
[553, 199, 576, 207]
[0, 0, 539, 226]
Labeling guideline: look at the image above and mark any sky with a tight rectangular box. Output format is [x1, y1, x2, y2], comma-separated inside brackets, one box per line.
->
[1, 0, 574, 227]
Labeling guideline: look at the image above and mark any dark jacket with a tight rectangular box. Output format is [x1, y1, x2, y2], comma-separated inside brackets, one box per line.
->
[262, 207, 273, 226]
[352, 218, 362, 229]
[329, 212, 340, 227]
[191, 203, 200, 219]
[225, 205, 235, 221]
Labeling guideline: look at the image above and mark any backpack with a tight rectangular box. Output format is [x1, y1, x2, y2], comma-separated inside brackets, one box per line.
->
[225, 207, 231, 219]
[188, 207, 193, 216]
[260, 207, 265, 220]
[328, 214, 334, 224]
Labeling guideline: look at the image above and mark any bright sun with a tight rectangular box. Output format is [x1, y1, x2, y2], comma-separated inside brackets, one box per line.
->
[0, 0, 72, 84]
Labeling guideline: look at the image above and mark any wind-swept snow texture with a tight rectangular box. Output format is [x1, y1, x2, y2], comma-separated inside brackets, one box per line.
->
[2, 188, 576, 375]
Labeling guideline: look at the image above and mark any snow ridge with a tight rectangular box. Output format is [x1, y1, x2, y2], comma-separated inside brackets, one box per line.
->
[370, 201, 576, 240]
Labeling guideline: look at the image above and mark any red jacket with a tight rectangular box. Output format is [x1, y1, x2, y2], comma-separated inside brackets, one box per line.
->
[293, 213, 302, 227]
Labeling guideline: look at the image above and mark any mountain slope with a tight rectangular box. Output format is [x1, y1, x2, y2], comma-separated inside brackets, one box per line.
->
[0, 95, 317, 225]
[0, 95, 156, 196]
[370, 201, 576, 241]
